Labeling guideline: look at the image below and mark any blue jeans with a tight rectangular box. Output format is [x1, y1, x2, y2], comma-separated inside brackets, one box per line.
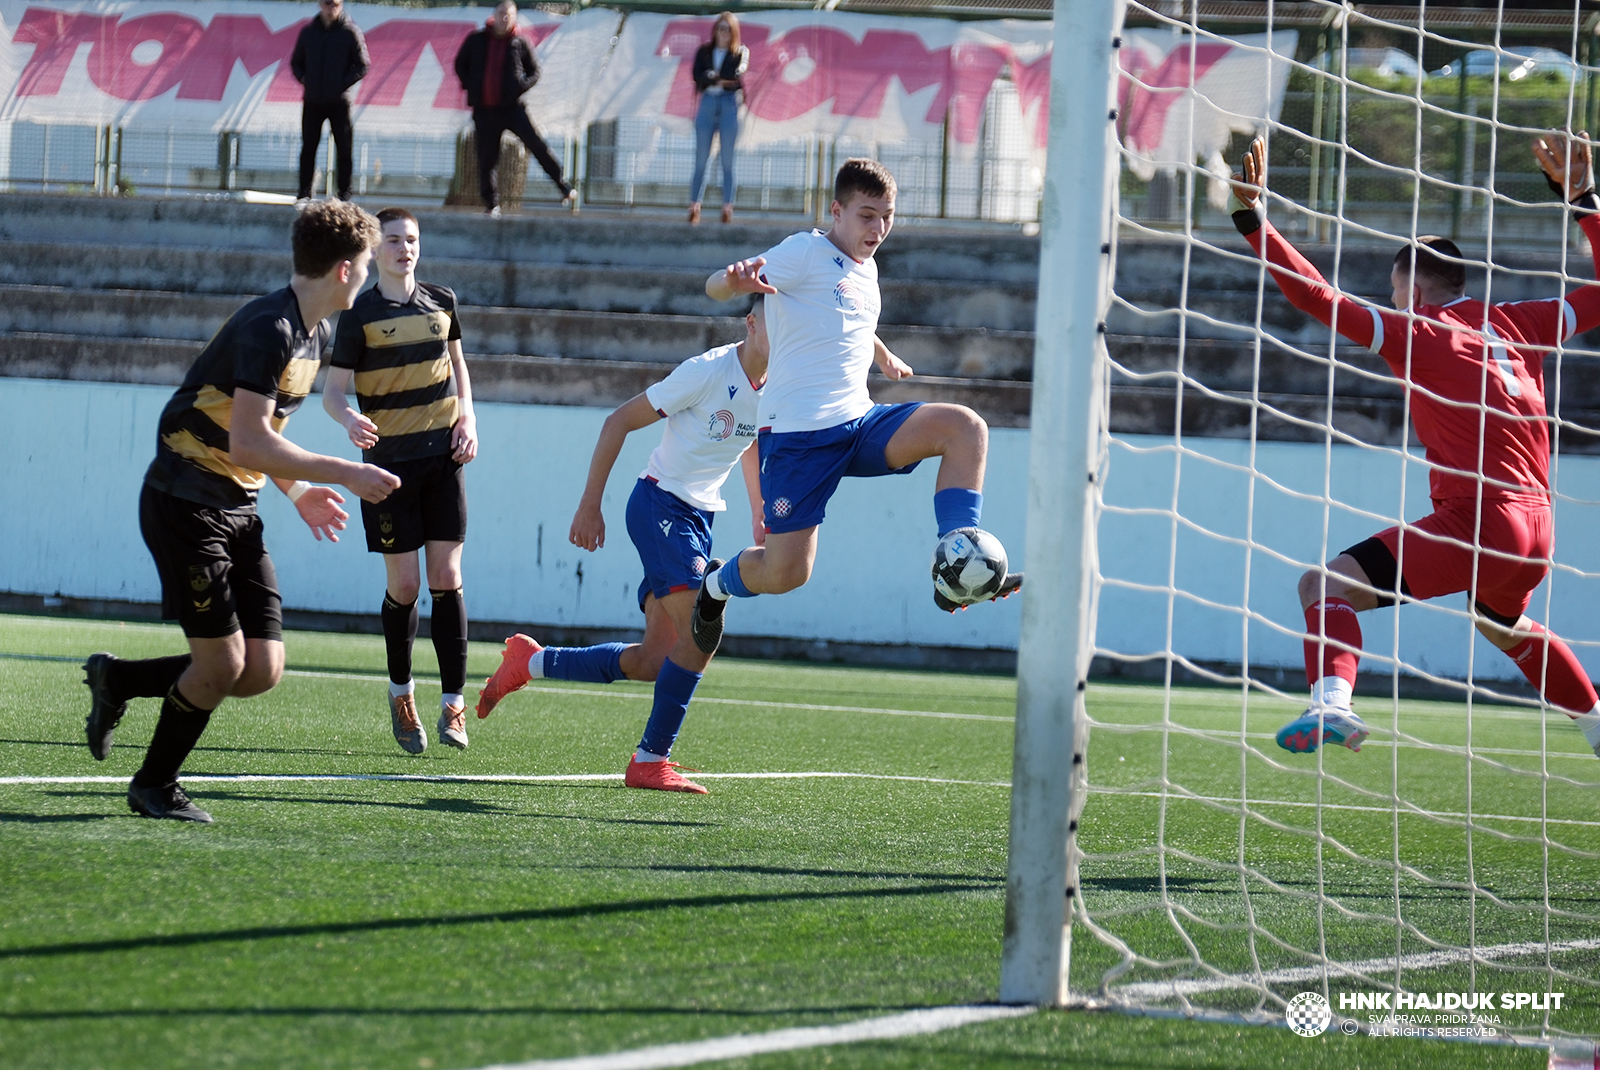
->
[690, 92, 738, 205]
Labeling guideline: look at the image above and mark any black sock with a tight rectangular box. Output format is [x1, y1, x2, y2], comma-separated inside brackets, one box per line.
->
[105, 654, 192, 701]
[132, 685, 214, 788]
[381, 592, 418, 686]
[430, 588, 468, 696]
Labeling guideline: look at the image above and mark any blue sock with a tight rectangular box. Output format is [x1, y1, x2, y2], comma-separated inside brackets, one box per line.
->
[542, 643, 628, 683]
[638, 658, 702, 757]
[934, 488, 983, 537]
[719, 551, 756, 598]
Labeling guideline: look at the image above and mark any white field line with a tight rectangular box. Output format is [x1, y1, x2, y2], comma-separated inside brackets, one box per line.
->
[469, 1004, 1036, 1070]
[1091, 789, 1600, 829]
[0, 772, 1010, 788]
[283, 668, 1015, 724]
[1114, 935, 1600, 1003]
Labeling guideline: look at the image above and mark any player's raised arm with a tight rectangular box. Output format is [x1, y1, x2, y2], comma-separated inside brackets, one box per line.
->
[1533, 129, 1600, 334]
[1229, 135, 1383, 354]
[231, 387, 400, 503]
[706, 258, 777, 302]
[569, 393, 661, 551]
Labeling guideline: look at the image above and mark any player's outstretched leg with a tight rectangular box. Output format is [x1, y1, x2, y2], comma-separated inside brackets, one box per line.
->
[1277, 559, 1373, 754]
[476, 632, 544, 718]
[82, 651, 190, 761]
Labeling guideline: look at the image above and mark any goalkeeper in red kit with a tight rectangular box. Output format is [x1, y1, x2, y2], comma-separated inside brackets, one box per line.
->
[1230, 133, 1600, 758]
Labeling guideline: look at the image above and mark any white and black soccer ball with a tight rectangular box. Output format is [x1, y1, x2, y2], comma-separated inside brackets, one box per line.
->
[930, 527, 1008, 606]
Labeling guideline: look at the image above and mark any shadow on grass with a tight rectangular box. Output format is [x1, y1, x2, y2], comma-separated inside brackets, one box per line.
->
[0, 883, 997, 961]
[198, 792, 715, 827]
[0, 1001, 942, 1022]
[0, 811, 118, 824]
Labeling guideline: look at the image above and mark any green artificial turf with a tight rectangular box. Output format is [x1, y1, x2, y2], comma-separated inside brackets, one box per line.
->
[0, 612, 1575, 1069]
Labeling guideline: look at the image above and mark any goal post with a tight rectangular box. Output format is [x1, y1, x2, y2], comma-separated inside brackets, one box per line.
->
[999, 0, 1125, 1007]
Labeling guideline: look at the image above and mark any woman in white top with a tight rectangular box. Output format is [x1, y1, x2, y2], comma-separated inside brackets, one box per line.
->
[688, 13, 749, 225]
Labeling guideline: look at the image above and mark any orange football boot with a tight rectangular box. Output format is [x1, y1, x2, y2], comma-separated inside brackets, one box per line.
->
[475, 633, 543, 719]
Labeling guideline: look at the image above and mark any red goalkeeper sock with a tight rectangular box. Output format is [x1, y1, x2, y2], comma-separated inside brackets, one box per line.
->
[1505, 622, 1599, 716]
[1304, 598, 1362, 690]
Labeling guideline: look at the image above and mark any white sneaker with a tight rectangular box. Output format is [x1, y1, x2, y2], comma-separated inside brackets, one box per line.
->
[485, 205, 501, 219]
[1276, 704, 1369, 754]
[437, 702, 468, 750]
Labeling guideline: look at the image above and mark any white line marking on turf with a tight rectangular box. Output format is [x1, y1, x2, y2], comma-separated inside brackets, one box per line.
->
[1094, 789, 1600, 829]
[0, 772, 1010, 788]
[279, 668, 1015, 723]
[1114, 936, 1600, 1002]
[469, 1004, 1035, 1070]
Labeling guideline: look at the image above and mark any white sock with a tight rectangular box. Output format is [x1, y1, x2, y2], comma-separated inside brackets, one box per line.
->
[441, 693, 464, 710]
[1311, 676, 1353, 710]
[704, 566, 731, 601]
[389, 679, 415, 698]
[634, 747, 669, 763]
[528, 649, 545, 679]
[1574, 709, 1600, 750]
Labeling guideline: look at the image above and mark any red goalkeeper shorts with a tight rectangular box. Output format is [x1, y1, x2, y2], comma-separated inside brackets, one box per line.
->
[1374, 496, 1551, 619]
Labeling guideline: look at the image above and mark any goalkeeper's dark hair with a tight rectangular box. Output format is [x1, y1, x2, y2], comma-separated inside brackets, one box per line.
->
[1394, 236, 1466, 293]
[747, 293, 764, 317]
[292, 200, 380, 278]
[834, 158, 896, 206]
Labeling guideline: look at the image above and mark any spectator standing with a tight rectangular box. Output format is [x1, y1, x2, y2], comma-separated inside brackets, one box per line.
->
[454, 0, 575, 217]
[687, 13, 749, 226]
[291, 0, 369, 202]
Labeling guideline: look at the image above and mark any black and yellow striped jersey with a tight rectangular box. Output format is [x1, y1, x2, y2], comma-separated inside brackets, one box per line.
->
[144, 287, 330, 510]
[331, 281, 463, 464]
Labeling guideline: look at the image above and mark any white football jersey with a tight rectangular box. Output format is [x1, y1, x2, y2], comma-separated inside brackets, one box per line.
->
[756, 229, 881, 434]
[641, 344, 763, 511]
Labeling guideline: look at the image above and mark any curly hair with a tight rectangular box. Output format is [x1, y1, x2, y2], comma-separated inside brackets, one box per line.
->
[292, 200, 381, 278]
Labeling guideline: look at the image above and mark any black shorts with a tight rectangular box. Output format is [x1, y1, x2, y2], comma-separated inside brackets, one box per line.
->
[139, 485, 283, 641]
[360, 454, 467, 555]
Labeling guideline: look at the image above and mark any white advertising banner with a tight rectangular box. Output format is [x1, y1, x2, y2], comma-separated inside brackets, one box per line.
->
[1118, 30, 1299, 202]
[0, 1, 621, 136]
[586, 11, 1053, 157]
[0, 3, 1293, 170]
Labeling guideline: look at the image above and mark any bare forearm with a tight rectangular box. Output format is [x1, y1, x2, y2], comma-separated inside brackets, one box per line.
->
[451, 342, 474, 413]
[706, 270, 737, 302]
[578, 418, 629, 507]
[233, 430, 365, 485]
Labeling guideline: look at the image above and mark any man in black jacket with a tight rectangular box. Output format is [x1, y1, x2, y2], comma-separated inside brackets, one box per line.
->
[454, 0, 573, 216]
[291, 0, 369, 202]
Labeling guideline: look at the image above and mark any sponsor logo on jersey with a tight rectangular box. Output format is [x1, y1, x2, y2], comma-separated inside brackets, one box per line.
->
[728, 384, 738, 399]
[708, 409, 736, 441]
[659, 519, 672, 536]
[833, 256, 845, 268]
[834, 279, 866, 313]
[772, 497, 792, 518]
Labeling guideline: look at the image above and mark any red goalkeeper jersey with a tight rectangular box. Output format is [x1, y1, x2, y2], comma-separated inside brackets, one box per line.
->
[1243, 216, 1600, 503]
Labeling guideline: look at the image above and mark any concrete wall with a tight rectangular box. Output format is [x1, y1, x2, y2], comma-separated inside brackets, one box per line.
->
[7, 377, 1599, 681]
[0, 378, 1025, 653]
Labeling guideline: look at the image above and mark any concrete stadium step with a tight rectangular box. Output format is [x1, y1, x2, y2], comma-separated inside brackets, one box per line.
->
[0, 193, 1040, 284]
[0, 285, 1034, 379]
[0, 239, 1036, 331]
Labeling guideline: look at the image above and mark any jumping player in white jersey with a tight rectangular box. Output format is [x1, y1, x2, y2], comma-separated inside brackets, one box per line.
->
[690, 158, 1021, 653]
[474, 299, 768, 793]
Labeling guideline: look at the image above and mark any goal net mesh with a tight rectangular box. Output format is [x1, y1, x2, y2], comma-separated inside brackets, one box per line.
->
[1071, 0, 1600, 1045]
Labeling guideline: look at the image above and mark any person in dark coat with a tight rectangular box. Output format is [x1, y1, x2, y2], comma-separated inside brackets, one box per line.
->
[687, 13, 749, 225]
[291, 0, 369, 201]
[453, 0, 574, 216]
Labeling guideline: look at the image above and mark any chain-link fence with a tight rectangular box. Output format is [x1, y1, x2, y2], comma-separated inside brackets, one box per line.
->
[0, 75, 1042, 221]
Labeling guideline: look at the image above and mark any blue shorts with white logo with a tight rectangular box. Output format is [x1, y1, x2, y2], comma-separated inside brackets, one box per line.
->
[625, 478, 715, 611]
[758, 402, 923, 535]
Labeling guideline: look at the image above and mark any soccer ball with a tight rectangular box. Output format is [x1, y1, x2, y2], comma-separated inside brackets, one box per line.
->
[930, 527, 1008, 607]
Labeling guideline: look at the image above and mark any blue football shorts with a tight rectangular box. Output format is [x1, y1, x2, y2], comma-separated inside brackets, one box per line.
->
[625, 477, 716, 611]
[757, 402, 923, 535]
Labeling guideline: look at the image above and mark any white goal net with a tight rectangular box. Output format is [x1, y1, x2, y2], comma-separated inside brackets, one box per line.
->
[1010, 0, 1600, 1052]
